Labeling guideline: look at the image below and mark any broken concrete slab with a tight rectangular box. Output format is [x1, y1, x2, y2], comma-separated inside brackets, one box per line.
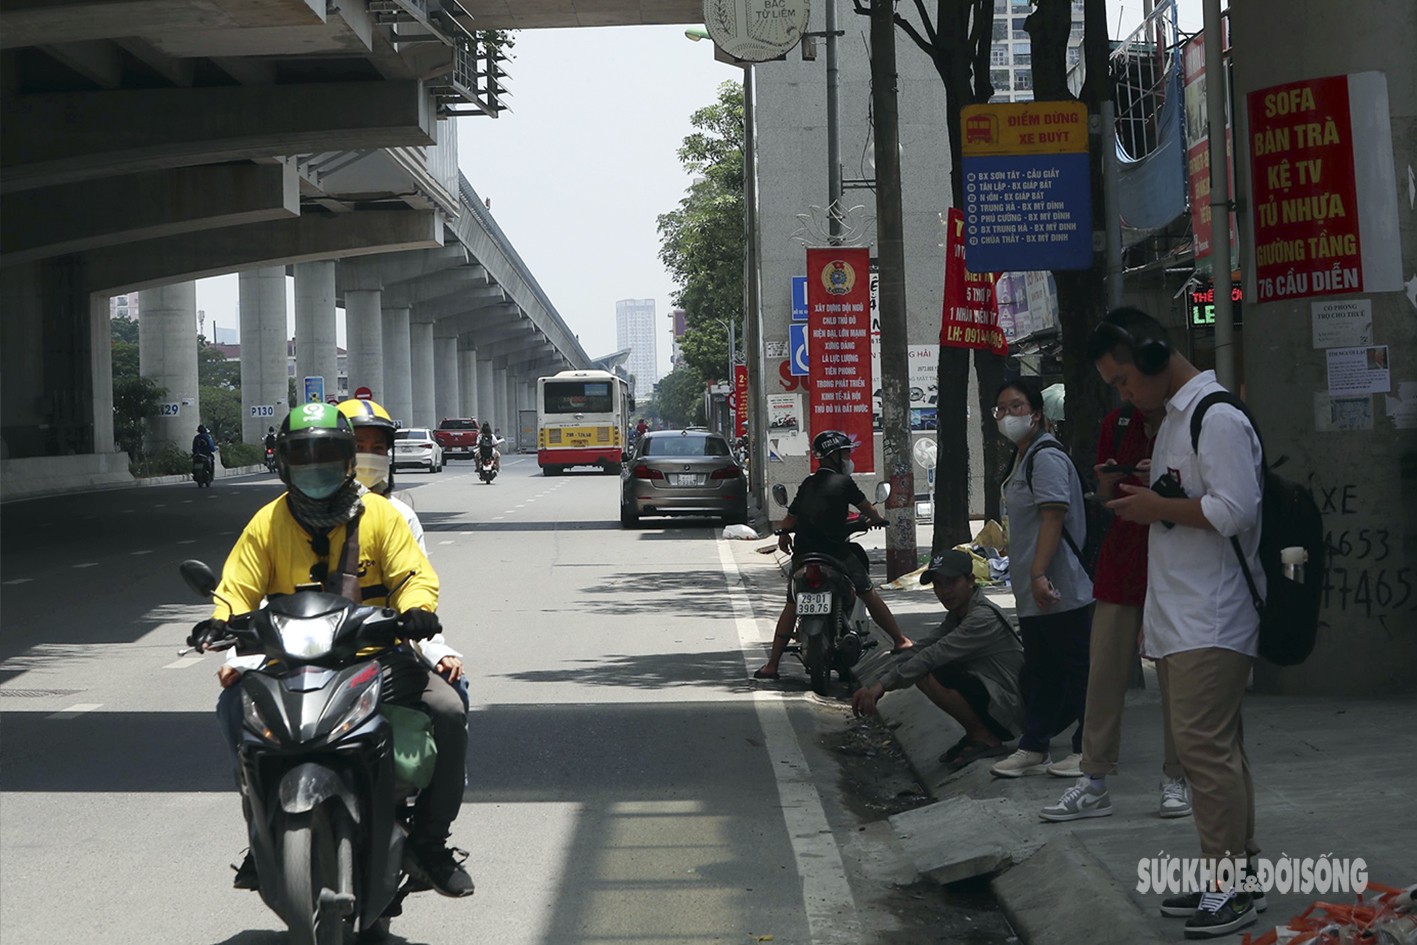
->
[888, 794, 1044, 886]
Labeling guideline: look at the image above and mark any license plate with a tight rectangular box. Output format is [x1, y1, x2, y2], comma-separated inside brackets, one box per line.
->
[670, 473, 703, 486]
[797, 591, 832, 615]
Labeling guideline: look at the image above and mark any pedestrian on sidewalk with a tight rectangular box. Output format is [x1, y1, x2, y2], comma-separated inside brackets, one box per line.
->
[988, 379, 1095, 780]
[1089, 307, 1266, 940]
[850, 550, 1023, 771]
[1040, 401, 1193, 823]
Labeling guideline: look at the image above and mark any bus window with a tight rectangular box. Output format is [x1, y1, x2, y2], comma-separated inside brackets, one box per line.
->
[543, 381, 613, 414]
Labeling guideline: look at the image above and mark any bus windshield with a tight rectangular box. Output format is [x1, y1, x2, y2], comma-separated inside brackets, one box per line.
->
[543, 381, 613, 414]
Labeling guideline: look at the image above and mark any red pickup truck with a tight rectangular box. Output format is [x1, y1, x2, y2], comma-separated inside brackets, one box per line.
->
[433, 418, 480, 460]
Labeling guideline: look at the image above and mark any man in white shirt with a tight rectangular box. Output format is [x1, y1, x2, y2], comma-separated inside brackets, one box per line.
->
[1088, 308, 1266, 941]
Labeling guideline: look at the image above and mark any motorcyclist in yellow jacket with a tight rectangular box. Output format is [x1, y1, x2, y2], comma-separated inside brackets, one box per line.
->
[189, 402, 473, 899]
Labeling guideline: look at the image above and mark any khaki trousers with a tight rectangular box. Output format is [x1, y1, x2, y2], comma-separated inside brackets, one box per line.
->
[1080, 602, 1183, 778]
[1156, 648, 1257, 858]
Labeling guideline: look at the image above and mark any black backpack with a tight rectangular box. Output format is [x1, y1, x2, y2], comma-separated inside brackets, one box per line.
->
[1190, 393, 1325, 666]
[1021, 438, 1106, 579]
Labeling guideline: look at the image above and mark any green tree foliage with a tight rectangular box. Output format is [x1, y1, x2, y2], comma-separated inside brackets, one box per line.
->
[657, 80, 745, 386]
[655, 366, 707, 428]
[198, 335, 240, 389]
[201, 386, 243, 445]
[111, 314, 139, 345]
[110, 320, 165, 458]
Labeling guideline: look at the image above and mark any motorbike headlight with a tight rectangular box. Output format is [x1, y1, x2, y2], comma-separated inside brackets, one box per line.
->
[327, 674, 381, 741]
[270, 611, 341, 659]
[242, 693, 279, 743]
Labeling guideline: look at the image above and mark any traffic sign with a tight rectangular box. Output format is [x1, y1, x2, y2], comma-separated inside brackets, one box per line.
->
[791, 276, 808, 321]
[354, 386, 373, 401]
[961, 101, 1092, 272]
[788, 322, 809, 377]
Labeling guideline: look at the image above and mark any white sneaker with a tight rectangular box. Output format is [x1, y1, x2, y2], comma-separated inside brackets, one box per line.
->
[1046, 752, 1084, 777]
[990, 749, 1051, 778]
[1159, 776, 1193, 818]
[1040, 776, 1113, 822]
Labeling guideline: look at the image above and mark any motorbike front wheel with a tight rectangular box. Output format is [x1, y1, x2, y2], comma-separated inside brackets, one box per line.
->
[281, 807, 352, 945]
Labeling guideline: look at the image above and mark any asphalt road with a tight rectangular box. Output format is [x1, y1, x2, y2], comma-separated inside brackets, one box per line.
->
[0, 457, 959, 945]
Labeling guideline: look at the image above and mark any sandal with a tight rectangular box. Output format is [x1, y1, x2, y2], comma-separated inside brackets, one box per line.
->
[752, 668, 781, 680]
[890, 643, 915, 655]
[948, 740, 1010, 771]
[939, 735, 972, 764]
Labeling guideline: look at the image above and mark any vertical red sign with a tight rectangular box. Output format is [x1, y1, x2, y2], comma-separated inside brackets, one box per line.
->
[1247, 75, 1362, 303]
[733, 364, 748, 438]
[940, 208, 1006, 355]
[806, 247, 874, 473]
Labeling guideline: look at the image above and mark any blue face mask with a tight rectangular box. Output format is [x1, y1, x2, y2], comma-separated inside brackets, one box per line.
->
[289, 461, 349, 500]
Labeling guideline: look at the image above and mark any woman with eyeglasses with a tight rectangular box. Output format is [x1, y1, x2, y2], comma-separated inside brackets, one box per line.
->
[986, 378, 1094, 781]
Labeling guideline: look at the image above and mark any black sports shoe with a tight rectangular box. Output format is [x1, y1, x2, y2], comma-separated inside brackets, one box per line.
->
[1160, 888, 1267, 917]
[404, 840, 475, 898]
[232, 849, 259, 890]
[1182, 889, 1257, 939]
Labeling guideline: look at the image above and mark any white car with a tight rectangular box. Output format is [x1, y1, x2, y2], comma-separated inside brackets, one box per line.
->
[394, 427, 444, 473]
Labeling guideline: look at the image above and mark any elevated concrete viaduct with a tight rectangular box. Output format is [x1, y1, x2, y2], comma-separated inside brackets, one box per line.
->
[0, 0, 592, 499]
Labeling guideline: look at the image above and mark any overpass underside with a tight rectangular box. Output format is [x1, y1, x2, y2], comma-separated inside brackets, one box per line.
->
[0, 0, 603, 497]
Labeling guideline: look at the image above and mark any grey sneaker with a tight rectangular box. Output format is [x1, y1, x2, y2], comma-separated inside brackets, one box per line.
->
[989, 749, 1051, 778]
[1159, 776, 1193, 818]
[1162, 889, 1267, 917]
[1046, 752, 1084, 778]
[1040, 776, 1113, 822]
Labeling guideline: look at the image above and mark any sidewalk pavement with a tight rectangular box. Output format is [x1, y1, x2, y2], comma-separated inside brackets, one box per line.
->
[724, 530, 1417, 945]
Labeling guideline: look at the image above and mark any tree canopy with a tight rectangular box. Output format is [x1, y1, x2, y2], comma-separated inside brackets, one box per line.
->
[655, 80, 746, 428]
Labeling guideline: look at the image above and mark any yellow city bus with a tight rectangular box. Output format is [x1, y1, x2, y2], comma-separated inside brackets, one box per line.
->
[536, 370, 631, 476]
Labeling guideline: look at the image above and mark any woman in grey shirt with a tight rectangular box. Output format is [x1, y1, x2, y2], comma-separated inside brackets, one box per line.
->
[990, 378, 1094, 779]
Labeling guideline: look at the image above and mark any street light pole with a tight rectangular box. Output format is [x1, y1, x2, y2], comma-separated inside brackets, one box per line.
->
[825, 0, 843, 243]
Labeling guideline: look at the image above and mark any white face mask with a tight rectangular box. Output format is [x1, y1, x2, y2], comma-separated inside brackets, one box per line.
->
[997, 414, 1036, 444]
[354, 453, 391, 493]
[841, 458, 855, 475]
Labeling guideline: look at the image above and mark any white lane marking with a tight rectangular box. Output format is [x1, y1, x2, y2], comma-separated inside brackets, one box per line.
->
[177, 539, 196, 545]
[130, 550, 153, 556]
[154, 503, 167, 508]
[73, 562, 98, 569]
[716, 540, 862, 945]
[492, 516, 505, 521]
[48, 703, 102, 719]
[439, 540, 455, 545]
[3, 578, 33, 585]
[164, 656, 205, 669]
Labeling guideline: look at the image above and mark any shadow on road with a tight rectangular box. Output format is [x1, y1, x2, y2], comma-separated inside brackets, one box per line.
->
[496, 648, 755, 693]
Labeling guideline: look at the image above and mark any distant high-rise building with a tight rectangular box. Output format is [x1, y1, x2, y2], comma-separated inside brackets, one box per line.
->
[109, 292, 140, 321]
[989, 0, 1085, 102]
[615, 298, 658, 391]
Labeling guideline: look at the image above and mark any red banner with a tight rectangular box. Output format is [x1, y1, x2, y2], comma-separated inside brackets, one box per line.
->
[806, 247, 874, 473]
[733, 364, 748, 438]
[941, 208, 1006, 355]
[1248, 75, 1371, 303]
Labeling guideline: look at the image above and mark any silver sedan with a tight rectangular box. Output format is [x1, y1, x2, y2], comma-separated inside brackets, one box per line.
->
[620, 430, 747, 528]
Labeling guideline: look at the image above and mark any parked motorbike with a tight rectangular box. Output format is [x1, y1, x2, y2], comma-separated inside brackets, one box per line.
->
[264, 446, 278, 473]
[476, 446, 497, 484]
[771, 482, 890, 695]
[178, 560, 437, 945]
[192, 452, 215, 488]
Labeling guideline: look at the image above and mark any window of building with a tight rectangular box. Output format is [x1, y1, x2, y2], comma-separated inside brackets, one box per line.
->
[991, 47, 1009, 66]
[993, 20, 1008, 41]
[1014, 69, 1033, 90]
[991, 69, 1012, 91]
[1014, 52, 1032, 66]
[1067, 46, 1080, 66]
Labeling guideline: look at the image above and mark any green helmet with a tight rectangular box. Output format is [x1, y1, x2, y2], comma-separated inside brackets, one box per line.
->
[277, 402, 357, 499]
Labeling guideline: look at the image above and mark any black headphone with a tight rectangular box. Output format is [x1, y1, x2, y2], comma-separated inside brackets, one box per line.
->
[1096, 316, 1171, 376]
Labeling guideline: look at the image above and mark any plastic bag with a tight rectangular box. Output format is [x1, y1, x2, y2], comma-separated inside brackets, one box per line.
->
[721, 524, 760, 540]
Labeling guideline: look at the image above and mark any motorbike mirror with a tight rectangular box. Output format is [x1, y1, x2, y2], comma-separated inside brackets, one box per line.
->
[874, 482, 891, 504]
[179, 559, 219, 598]
[771, 483, 789, 508]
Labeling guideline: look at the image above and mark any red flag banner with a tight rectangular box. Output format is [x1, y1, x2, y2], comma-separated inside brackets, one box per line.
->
[941, 207, 1006, 355]
[806, 247, 874, 473]
[733, 363, 748, 438]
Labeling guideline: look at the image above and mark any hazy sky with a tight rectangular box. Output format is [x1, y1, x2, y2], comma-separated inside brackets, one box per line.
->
[192, 2, 1203, 371]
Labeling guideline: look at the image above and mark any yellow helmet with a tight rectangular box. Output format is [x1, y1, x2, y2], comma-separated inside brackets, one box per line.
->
[338, 398, 395, 429]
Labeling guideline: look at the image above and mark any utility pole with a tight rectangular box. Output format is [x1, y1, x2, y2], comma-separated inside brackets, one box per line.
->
[870, 0, 916, 582]
[825, 0, 843, 242]
[1203, 0, 1235, 389]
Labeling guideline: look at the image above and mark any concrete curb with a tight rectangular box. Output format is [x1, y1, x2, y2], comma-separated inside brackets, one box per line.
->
[991, 833, 1167, 945]
[1, 464, 269, 503]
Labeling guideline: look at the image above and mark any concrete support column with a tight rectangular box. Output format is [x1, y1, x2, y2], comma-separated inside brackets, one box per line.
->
[238, 267, 289, 444]
[90, 293, 116, 454]
[409, 321, 435, 428]
[457, 347, 478, 418]
[476, 358, 496, 430]
[434, 334, 460, 423]
[345, 289, 383, 403]
[294, 261, 338, 407]
[381, 307, 413, 427]
[493, 366, 510, 436]
[138, 280, 198, 452]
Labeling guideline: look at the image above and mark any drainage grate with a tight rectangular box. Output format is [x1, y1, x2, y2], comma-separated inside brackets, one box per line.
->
[0, 688, 85, 698]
